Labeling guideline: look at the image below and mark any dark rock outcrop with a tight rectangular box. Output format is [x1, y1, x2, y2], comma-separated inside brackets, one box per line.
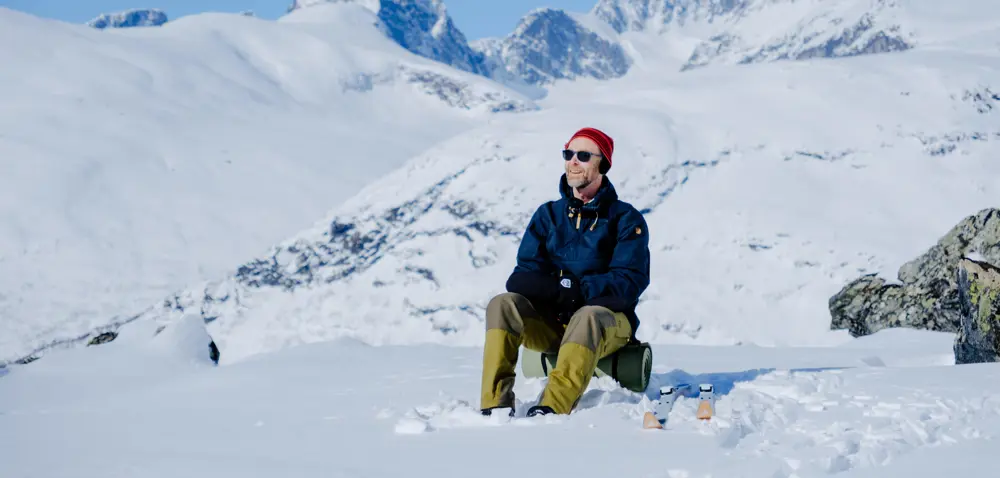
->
[955, 258, 1000, 364]
[476, 8, 632, 86]
[830, 208, 1000, 337]
[87, 332, 118, 346]
[87, 9, 168, 29]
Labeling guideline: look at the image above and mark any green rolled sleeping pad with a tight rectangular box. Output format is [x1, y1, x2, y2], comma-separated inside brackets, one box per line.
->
[520, 342, 653, 393]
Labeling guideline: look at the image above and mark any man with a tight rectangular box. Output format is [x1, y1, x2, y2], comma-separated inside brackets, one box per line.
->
[480, 126, 651, 417]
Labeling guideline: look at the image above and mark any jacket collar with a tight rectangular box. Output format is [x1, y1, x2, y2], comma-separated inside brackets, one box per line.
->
[559, 173, 618, 213]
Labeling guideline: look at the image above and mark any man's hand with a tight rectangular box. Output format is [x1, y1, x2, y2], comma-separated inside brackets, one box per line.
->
[505, 270, 586, 323]
[555, 274, 585, 321]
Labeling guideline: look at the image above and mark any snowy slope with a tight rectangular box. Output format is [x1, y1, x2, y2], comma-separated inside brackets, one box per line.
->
[2, 326, 1000, 477]
[0, 5, 533, 362]
[37, 21, 996, 368]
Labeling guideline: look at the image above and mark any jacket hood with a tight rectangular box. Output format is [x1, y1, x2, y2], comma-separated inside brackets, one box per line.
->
[559, 173, 618, 212]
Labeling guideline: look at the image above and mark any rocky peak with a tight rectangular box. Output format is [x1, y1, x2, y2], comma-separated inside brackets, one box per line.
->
[87, 9, 168, 29]
[288, 0, 488, 77]
[476, 8, 631, 86]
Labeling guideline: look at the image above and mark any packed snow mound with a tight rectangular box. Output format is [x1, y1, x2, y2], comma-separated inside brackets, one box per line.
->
[0, 5, 533, 364]
[87, 8, 168, 29]
[42, 34, 999, 366]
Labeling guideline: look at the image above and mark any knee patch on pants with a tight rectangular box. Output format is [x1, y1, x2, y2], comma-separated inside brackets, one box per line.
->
[562, 306, 632, 356]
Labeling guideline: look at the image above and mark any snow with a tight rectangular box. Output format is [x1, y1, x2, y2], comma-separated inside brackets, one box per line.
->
[5, 0, 1000, 475]
[0, 4, 532, 362]
[3, 328, 999, 477]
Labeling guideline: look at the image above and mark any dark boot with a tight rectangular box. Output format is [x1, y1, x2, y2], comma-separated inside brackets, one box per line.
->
[481, 406, 515, 417]
[526, 405, 555, 417]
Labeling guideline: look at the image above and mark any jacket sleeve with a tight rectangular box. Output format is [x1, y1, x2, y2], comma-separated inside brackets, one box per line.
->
[579, 208, 650, 307]
[505, 205, 560, 306]
[510, 204, 555, 276]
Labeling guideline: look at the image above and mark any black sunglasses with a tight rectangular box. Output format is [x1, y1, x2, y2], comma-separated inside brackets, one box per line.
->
[562, 149, 602, 162]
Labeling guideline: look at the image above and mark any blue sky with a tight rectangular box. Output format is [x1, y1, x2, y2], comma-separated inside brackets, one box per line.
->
[0, 0, 599, 39]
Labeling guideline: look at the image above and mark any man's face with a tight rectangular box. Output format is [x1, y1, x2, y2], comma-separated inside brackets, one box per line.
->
[564, 136, 603, 189]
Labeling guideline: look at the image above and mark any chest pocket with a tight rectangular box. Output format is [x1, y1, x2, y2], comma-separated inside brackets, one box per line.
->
[547, 209, 617, 273]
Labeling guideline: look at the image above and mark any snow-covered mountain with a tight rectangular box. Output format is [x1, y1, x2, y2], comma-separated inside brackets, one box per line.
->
[289, 0, 490, 77]
[14, 0, 994, 367]
[470, 0, 935, 85]
[277, 0, 977, 89]
[592, 0, 744, 34]
[0, 4, 533, 363]
[6, 2, 1000, 474]
[473, 8, 632, 86]
[87, 8, 168, 29]
[590, 0, 998, 71]
[6, 0, 1000, 366]
[671, 0, 916, 71]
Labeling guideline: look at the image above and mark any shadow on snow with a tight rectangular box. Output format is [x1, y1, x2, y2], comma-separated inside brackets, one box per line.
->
[642, 366, 850, 401]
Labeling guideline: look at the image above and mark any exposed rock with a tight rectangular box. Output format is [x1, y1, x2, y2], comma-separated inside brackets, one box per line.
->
[955, 258, 1000, 364]
[87, 331, 118, 346]
[830, 208, 1000, 337]
[87, 9, 168, 29]
[478, 8, 632, 86]
[18, 317, 221, 366]
[289, 0, 490, 77]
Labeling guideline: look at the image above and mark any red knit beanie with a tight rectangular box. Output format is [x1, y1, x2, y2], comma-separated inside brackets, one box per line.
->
[565, 127, 614, 171]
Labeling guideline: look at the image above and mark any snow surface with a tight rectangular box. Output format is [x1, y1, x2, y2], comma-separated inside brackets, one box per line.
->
[0, 4, 532, 361]
[3, 328, 999, 477]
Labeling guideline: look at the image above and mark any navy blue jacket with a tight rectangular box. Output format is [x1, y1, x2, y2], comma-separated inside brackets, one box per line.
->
[505, 174, 651, 338]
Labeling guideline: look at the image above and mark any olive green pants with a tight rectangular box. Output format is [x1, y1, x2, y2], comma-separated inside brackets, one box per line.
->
[480, 292, 633, 415]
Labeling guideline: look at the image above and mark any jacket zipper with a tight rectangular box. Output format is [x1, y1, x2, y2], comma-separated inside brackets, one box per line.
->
[569, 207, 581, 230]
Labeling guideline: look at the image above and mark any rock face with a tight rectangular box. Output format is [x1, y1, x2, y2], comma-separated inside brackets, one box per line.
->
[476, 8, 632, 86]
[289, 0, 489, 77]
[378, 0, 490, 77]
[87, 9, 168, 29]
[830, 208, 1000, 337]
[955, 258, 1000, 364]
